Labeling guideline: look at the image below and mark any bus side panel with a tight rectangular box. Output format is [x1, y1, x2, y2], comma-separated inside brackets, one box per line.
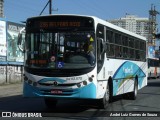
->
[112, 61, 147, 96]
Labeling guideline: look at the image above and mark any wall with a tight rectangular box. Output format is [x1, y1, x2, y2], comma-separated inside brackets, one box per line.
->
[0, 65, 23, 84]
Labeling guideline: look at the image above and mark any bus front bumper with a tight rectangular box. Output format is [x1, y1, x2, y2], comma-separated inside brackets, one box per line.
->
[23, 82, 97, 99]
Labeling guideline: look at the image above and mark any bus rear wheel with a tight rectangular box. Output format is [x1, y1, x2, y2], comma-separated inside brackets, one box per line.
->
[129, 79, 138, 100]
[44, 98, 58, 108]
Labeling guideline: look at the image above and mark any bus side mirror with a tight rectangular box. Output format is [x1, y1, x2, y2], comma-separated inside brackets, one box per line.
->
[18, 27, 25, 52]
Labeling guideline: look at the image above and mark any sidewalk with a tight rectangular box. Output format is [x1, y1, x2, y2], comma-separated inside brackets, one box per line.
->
[0, 83, 23, 97]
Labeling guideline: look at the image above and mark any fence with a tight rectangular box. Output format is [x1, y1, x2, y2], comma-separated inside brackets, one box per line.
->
[0, 62, 23, 84]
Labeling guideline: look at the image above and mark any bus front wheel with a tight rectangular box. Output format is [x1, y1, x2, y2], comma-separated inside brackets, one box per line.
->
[44, 98, 58, 108]
[99, 84, 111, 109]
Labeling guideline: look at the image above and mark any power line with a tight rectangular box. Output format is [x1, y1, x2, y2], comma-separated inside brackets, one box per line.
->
[40, 0, 58, 15]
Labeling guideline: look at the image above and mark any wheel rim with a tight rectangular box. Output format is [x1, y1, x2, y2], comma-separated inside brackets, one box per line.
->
[105, 86, 110, 102]
[134, 84, 137, 96]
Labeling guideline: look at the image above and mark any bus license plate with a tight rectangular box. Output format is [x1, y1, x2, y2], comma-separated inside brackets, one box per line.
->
[51, 90, 62, 94]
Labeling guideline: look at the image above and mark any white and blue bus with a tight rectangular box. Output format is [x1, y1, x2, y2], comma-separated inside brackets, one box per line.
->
[18, 15, 147, 109]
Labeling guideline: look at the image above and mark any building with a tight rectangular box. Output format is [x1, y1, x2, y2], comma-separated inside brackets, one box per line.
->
[108, 14, 149, 38]
[0, 0, 4, 17]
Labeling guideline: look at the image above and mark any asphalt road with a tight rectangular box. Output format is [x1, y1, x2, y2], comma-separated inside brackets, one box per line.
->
[0, 79, 160, 120]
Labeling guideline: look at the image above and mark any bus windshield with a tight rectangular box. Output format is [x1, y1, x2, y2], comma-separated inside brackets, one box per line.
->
[25, 31, 96, 69]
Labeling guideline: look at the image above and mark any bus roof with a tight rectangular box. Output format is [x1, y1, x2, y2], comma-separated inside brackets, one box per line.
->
[27, 14, 147, 41]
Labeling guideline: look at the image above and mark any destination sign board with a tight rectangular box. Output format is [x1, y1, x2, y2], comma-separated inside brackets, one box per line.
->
[26, 16, 94, 31]
[39, 21, 81, 28]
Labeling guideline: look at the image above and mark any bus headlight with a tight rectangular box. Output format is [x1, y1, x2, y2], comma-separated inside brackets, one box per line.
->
[89, 75, 94, 82]
[24, 76, 28, 81]
[83, 81, 87, 85]
[89, 77, 93, 82]
[77, 83, 81, 88]
[28, 80, 32, 84]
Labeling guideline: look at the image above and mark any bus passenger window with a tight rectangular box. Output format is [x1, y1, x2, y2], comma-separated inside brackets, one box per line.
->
[122, 36, 128, 46]
[129, 49, 135, 59]
[135, 50, 140, 60]
[135, 40, 140, 49]
[129, 38, 134, 48]
[115, 45, 122, 58]
[115, 33, 122, 45]
[123, 47, 128, 58]
[106, 44, 115, 57]
[106, 30, 114, 43]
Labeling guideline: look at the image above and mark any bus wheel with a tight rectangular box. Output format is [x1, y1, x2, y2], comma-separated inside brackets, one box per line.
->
[44, 98, 58, 108]
[129, 79, 138, 100]
[99, 84, 110, 109]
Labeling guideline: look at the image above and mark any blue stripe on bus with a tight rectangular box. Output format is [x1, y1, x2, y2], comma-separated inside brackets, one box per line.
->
[112, 61, 146, 96]
[23, 82, 96, 99]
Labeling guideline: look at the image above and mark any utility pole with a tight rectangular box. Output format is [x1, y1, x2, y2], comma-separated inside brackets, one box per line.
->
[49, 0, 52, 14]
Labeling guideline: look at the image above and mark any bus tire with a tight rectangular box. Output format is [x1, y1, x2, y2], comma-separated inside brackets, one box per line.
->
[129, 78, 138, 100]
[44, 98, 58, 108]
[99, 79, 113, 109]
[99, 84, 110, 109]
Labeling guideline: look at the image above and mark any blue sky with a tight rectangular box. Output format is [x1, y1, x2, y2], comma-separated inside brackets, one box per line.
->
[4, 0, 160, 25]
